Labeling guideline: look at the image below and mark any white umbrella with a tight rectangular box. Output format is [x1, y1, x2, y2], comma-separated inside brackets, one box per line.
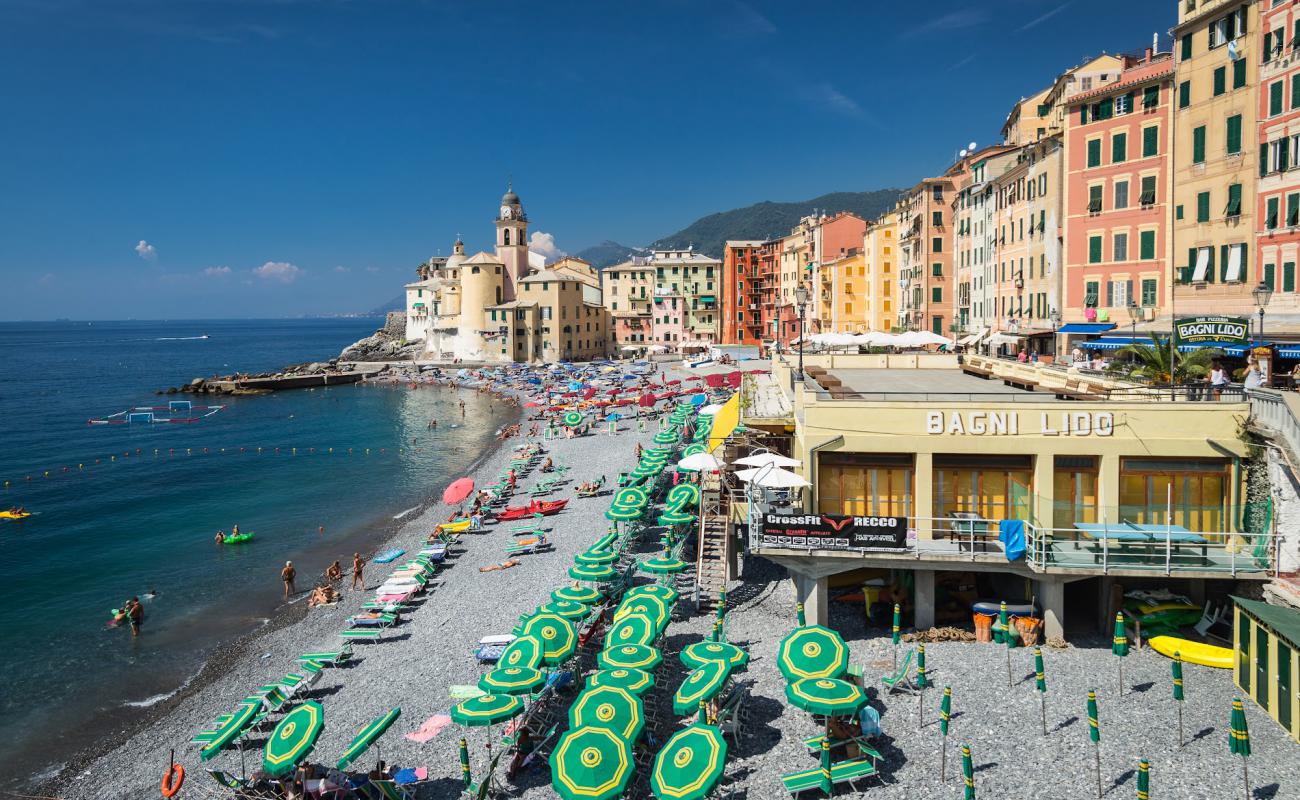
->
[647, 345, 668, 353]
[734, 452, 802, 469]
[697, 404, 724, 416]
[734, 467, 810, 488]
[677, 452, 725, 471]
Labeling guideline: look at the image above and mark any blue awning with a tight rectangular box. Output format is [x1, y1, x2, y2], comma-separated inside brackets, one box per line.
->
[1058, 323, 1117, 334]
[1279, 345, 1300, 359]
[1176, 341, 1267, 356]
[1081, 336, 1146, 351]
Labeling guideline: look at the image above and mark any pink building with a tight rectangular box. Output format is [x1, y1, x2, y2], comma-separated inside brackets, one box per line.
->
[1258, 1, 1300, 336]
[652, 293, 685, 352]
[1063, 51, 1175, 330]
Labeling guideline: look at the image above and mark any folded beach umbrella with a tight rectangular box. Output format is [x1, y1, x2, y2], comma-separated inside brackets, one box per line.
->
[553, 584, 602, 605]
[784, 677, 866, 717]
[541, 600, 590, 620]
[263, 701, 325, 777]
[199, 701, 261, 761]
[550, 726, 634, 800]
[673, 660, 734, 715]
[569, 685, 645, 741]
[520, 612, 577, 665]
[570, 563, 617, 582]
[1230, 697, 1252, 798]
[498, 635, 544, 669]
[778, 625, 849, 681]
[452, 694, 524, 727]
[1088, 689, 1102, 798]
[336, 707, 401, 770]
[1035, 647, 1048, 736]
[479, 666, 546, 696]
[599, 644, 663, 671]
[1113, 612, 1129, 695]
[962, 744, 975, 800]
[1137, 758, 1149, 800]
[650, 718, 728, 800]
[680, 641, 749, 671]
[459, 738, 472, 791]
[940, 687, 953, 781]
[607, 612, 659, 648]
[588, 668, 655, 696]
[1173, 652, 1185, 745]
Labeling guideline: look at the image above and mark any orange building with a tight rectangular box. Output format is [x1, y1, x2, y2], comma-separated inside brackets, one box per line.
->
[722, 240, 764, 345]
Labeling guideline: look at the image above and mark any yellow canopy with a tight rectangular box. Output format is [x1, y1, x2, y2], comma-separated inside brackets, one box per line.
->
[707, 393, 740, 454]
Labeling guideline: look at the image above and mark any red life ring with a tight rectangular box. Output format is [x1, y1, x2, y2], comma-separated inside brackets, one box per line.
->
[160, 763, 185, 797]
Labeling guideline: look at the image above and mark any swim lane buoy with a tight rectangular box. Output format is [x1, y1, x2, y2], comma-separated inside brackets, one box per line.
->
[160, 763, 185, 797]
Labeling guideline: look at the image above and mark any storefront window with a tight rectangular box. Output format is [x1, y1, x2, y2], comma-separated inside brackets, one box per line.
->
[818, 453, 913, 518]
[1119, 458, 1229, 534]
[932, 455, 1032, 521]
[1054, 456, 1098, 529]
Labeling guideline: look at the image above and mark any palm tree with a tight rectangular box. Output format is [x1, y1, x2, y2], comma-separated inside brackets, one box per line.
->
[1106, 335, 1221, 384]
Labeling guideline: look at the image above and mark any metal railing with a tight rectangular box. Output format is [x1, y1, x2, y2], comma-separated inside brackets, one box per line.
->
[1247, 387, 1300, 467]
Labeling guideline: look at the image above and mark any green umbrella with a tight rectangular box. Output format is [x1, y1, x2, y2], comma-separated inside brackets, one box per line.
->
[784, 677, 867, 717]
[940, 686, 952, 782]
[1035, 646, 1048, 736]
[653, 431, 678, 444]
[604, 505, 643, 522]
[1230, 697, 1251, 800]
[336, 707, 401, 769]
[657, 510, 696, 526]
[1113, 612, 1129, 695]
[891, 603, 901, 672]
[1087, 689, 1102, 799]
[917, 644, 928, 727]
[616, 594, 670, 632]
[499, 635, 543, 669]
[563, 411, 585, 427]
[607, 612, 658, 647]
[263, 701, 325, 777]
[796, 602, 807, 627]
[598, 644, 662, 671]
[633, 464, 663, 478]
[650, 720, 728, 800]
[962, 744, 975, 800]
[575, 549, 618, 566]
[199, 701, 260, 762]
[569, 685, 645, 741]
[681, 443, 706, 457]
[588, 668, 655, 696]
[627, 584, 679, 604]
[541, 600, 591, 620]
[1002, 601, 1014, 686]
[680, 641, 749, 671]
[479, 666, 546, 695]
[641, 555, 689, 575]
[520, 612, 577, 665]
[673, 660, 733, 715]
[553, 583, 602, 604]
[451, 694, 524, 727]
[1173, 651, 1185, 746]
[459, 738, 471, 791]
[570, 563, 618, 582]
[777, 625, 849, 681]
[1137, 758, 1149, 800]
[550, 726, 634, 800]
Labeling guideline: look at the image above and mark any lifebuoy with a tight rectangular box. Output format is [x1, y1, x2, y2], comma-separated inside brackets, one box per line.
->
[160, 763, 185, 797]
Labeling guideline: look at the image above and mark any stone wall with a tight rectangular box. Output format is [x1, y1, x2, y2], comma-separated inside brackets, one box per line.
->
[384, 311, 406, 336]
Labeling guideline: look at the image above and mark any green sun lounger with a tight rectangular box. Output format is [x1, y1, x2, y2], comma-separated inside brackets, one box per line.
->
[339, 629, 384, 643]
[800, 735, 882, 762]
[207, 769, 247, 789]
[882, 648, 918, 695]
[349, 612, 398, 629]
[298, 647, 351, 666]
[782, 757, 880, 796]
[362, 779, 414, 800]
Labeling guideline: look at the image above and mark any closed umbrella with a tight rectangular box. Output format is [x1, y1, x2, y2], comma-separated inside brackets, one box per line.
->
[479, 666, 545, 695]
[336, 707, 401, 770]
[1173, 651, 1185, 746]
[550, 726, 634, 800]
[680, 641, 749, 671]
[962, 744, 975, 800]
[569, 685, 644, 741]
[1088, 689, 1102, 798]
[777, 625, 849, 681]
[1001, 601, 1013, 686]
[1230, 698, 1251, 800]
[520, 612, 577, 665]
[917, 644, 928, 727]
[598, 644, 662, 671]
[443, 477, 475, 505]
[940, 686, 952, 782]
[1113, 612, 1129, 696]
[892, 604, 901, 672]
[796, 602, 806, 627]
[1137, 758, 1149, 800]
[650, 719, 728, 800]
[673, 660, 733, 715]
[588, 668, 655, 696]
[263, 701, 325, 777]
[459, 738, 472, 791]
[1035, 647, 1048, 736]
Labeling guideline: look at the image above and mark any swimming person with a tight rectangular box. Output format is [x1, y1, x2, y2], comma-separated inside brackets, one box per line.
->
[214, 530, 225, 544]
[281, 561, 297, 598]
[351, 553, 365, 590]
[231, 524, 240, 538]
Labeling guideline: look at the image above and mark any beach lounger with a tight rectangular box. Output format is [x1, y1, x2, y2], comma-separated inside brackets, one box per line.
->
[782, 757, 880, 796]
[206, 769, 248, 790]
[882, 648, 918, 695]
[349, 612, 399, 629]
[474, 634, 516, 663]
[801, 735, 882, 763]
[298, 646, 352, 667]
[340, 629, 384, 643]
[506, 538, 552, 556]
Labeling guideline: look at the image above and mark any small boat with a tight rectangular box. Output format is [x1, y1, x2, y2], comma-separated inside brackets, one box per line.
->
[1149, 635, 1233, 669]
[223, 532, 255, 544]
[496, 499, 568, 521]
[0, 510, 32, 520]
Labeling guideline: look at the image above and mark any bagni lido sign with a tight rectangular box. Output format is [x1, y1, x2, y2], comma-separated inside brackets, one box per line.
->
[926, 410, 1115, 436]
[1173, 316, 1250, 346]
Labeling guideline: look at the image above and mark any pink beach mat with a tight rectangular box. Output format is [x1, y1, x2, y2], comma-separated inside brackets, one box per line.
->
[405, 713, 452, 744]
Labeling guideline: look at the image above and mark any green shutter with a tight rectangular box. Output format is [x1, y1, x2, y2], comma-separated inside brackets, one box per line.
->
[1112, 133, 1127, 163]
[1193, 126, 1206, 164]
[1142, 278, 1157, 306]
[931, 286, 942, 304]
[1214, 67, 1226, 96]
[1143, 125, 1158, 157]
[1181, 33, 1192, 60]
[1227, 115, 1242, 155]
[1272, 81, 1285, 116]
[1080, 106, 1088, 125]
[1233, 56, 1247, 89]
[1282, 138, 1292, 171]
[1262, 141, 1272, 177]
[1089, 236, 1103, 264]
[1098, 98, 1113, 119]
[1227, 184, 1242, 217]
[1288, 193, 1300, 226]
[1176, 204, 1185, 220]
[1139, 230, 1156, 260]
[1268, 197, 1280, 229]
[1206, 247, 1216, 284]
[1143, 85, 1160, 108]
[1197, 191, 1211, 222]
[1179, 80, 1191, 108]
[1266, 263, 1276, 291]
[1287, 262, 1297, 292]
[1087, 139, 1101, 167]
[1293, 75, 1300, 110]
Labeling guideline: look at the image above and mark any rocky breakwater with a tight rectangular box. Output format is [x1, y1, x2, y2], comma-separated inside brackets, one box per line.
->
[162, 360, 371, 396]
[337, 311, 423, 362]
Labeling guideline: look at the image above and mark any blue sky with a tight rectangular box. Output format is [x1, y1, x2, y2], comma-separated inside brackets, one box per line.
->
[0, 0, 1172, 320]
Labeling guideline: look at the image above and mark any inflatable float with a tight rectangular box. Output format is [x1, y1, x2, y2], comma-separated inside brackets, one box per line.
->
[374, 548, 405, 564]
[972, 599, 1038, 616]
[1148, 635, 1233, 669]
[222, 532, 255, 544]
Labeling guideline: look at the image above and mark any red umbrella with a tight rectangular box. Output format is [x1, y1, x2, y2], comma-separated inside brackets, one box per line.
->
[443, 477, 475, 505]
[666, 379, 682, 386]
[638, 393, 656, 408]
[582, 388, 596, 400]
[687, 376, 705, 382]
[524, 401, 543, 408]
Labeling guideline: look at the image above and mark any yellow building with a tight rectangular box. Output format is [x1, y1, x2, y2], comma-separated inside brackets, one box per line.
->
[488, 268, 608, 363]
[1171, 0, 1259, 316]
[822, 248, 868, 333]
[863, 208, 900, 332]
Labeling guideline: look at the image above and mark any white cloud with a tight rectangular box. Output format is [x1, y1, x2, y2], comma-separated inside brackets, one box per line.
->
[809, 83, 864, 118]
[900, 9, 987, 39]
[203, 266, 232, 277]
[364, 266, 381, 273]
[252, 261, 302, 283]
[333, 265, 350, 273]
[36, 272, 56, 287]
[135, 240, 157, 261]
[1018, 2, 1072, 32]
[529, 231, 565, 262]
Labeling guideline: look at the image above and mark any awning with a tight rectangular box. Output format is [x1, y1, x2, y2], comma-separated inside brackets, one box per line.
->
[987, 332, 1024, 347]
[957, 328, 988, 346]
[1080, 336, 1147, 351]
[1278, 345, 1300, 359]
[1176, 340, 1266, 356]
[1058, 323, 1116, 334]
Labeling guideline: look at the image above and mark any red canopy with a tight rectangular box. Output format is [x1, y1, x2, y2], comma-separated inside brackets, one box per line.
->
[638, 394, 656, 408]
[442, 477, 475, 505]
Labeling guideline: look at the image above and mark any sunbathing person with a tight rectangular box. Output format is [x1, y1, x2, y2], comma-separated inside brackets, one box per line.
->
[325, 560, 343, 583]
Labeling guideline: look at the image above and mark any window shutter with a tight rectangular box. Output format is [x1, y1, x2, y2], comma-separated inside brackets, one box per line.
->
[1197, 191, 1210, 222]
[1193, 126, 1206, 163]
[1206, 246, 1216, 284]
[1226, 115, 1242, 154]
[1293, 75, 1300, 110]
[1220, 245, 1230, 282]
[1112, 133, 1126, 163]
[1143, 85, 1160, 107]
[1089, 236, 1103, 264]
[1079, 106, 1088, 125]
[1214, 67, 1226, 96]
[1265, 31, 1275, 62]
[1140, 230, 1156, 260]
[1143, 125, 1158, 157]
[1233, 56, 1247, 89]
[1106, 281, 1115, 307]
[1288, 193, 1300, 226]
[1266, 263, 1276, 291]
[1268, 197, 1280, 229]
[1286, 262, 1296, 292]
[1181, 33, 1192, 60]
[1262, 142, 1271, 177]
[1272, 81, 1285, 116]
[1282, 137, 1292, 171]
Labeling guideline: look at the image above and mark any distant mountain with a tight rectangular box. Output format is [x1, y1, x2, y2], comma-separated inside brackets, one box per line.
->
[574, 240, 645, 269]
[648, 189, 903, 259]
[368, 295, 404, 316]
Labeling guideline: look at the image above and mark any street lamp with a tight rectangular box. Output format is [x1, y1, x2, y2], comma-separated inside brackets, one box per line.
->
[1049, 309, 1062, 358]
[794, 283, 810, 386]
[1253, 281, 1274, 344]
[1126, 301, 1141, 339]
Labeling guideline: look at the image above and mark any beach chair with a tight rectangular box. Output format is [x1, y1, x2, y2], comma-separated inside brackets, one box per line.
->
[280, 669, 321, 698]
[800, 735, 883, 764]
[190, 714, 233, 745]
[881, 648, 918, 695]
[474, 634, 516, 664]
[248, 685, 292, 714]
[340, 629, 384, 644]
[206, 769, 248, 790]
[714, 684, 749, 746]
[1194, 601, 1227, 637]
[358, 780, 414, 800]
[530, 478, 558, 496]
[506, 537, 552, 556]
[349, 612, 399, 629]
[781, 757, 880, 796]
[298, 646, 352, 667]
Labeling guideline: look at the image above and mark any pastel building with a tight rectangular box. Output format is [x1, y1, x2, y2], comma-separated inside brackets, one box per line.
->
[649, 249, 721, 349]
[811, 212, 868, 332]
[722, 240, 764, 345]
[1257, 0, 1300, 333]
[862, 208, 900, 332]
[601, 259, 653, 352]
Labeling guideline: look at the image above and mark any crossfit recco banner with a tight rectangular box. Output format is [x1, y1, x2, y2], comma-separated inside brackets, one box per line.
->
[759, 513, 907, 550]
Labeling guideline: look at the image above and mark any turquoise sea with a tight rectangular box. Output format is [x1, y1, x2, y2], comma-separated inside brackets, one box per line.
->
[0, 319, 517, 786]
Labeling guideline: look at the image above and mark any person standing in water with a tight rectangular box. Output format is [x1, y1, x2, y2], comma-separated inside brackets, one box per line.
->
[125, 597, 143, 637]
[281, 561, 297, 598]
[351, 553, 365, 590]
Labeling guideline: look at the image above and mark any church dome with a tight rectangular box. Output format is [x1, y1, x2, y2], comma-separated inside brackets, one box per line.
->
[501, 187, 520, 205]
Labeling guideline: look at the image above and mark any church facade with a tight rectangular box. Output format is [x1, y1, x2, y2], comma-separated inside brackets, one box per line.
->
[403, 188, 610, 364]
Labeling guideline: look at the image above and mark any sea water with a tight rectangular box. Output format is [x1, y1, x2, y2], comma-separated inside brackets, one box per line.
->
[0, 319, 517, 786]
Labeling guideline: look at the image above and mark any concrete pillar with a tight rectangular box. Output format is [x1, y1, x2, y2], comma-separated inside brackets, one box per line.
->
[914, 452, 934, 541]
[914, 569, 936, 631]
[1033, 453, 1055, 531]
[792, 572, 829, 627]
[1099, 453, 1121, 525]
[1035, 576, 1066, 641]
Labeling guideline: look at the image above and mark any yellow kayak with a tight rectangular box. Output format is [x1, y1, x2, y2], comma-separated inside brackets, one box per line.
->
[1149, 635, 1233, 669]
[0, 510, 31, 520]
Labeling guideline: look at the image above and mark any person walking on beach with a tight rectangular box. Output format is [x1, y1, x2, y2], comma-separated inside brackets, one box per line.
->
[281, 561, 297, 598]
[459, 399, 466, 417]
[352, 552, 366, 589]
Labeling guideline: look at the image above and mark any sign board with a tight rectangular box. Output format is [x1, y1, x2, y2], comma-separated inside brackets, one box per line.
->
[1173, 316, 1250, 346]
[759, 513, 907, 550]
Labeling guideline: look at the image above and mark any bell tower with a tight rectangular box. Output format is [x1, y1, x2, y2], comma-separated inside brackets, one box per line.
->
[495, 183, 529, 301]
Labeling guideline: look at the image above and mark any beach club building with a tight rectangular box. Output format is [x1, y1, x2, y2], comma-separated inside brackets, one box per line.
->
[736, 354, 1277, 642]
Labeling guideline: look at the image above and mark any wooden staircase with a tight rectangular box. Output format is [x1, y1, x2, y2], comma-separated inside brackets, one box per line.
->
[695, 474, 732, 614]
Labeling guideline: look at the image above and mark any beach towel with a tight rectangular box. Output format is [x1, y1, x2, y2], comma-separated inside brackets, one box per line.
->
[393, 767, 428, 785]
[404, 714, 451, 744]
[998, 519, 1026, 561]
